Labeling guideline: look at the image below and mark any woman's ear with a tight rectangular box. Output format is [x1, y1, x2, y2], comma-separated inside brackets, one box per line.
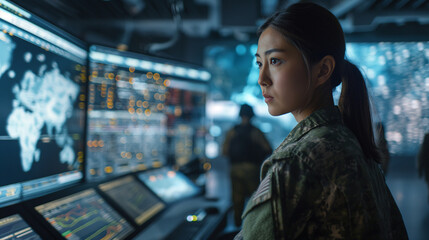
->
[313, 55, 335, 88]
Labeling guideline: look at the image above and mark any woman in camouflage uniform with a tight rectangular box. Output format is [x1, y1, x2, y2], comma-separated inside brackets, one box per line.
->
[235, 2, 408, 240]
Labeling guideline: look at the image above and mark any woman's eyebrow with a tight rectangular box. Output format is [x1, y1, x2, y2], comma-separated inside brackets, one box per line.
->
[255, 48, 287, 57]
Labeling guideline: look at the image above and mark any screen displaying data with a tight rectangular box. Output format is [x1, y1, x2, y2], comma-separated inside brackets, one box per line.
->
[87, 45, 209, 180]
[0, 214, 41, 240]
[165, 81, 207, 167]
[35, 189, 133, 240]
[138, 167, 201, 203]
[0, 0, 87, 204]
[99, 176, 165, 225]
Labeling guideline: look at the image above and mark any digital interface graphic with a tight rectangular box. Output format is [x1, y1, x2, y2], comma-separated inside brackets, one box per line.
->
[0, 214, 41, 240]
[87, 46, 168, 180]
[87, 46, 208, 180]
[165, 82, 207, 167]
[35, 189, 133, 240]
[99, 176, 165, 225]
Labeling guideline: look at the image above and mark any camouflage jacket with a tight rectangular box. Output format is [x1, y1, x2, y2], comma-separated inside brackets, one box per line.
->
[235, 106, 408, 240]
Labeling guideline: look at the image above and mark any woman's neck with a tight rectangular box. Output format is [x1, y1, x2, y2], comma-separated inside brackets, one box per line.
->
[292, 93, 334, 123]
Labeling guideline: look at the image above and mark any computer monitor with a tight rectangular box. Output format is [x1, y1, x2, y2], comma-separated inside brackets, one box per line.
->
[87, 45, 209, 181]
[98, 176, 165, 225]
[35, 189, 133, 240]
[138, 167, 202, 203]
[0, 0, 87, 205]
[0, 214, 42, 239]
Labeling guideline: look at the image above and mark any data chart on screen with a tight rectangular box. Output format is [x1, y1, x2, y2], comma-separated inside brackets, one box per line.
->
[99, 176, 165, 225]
[0, 214, 41, 240]
[35, 189, 133, 240]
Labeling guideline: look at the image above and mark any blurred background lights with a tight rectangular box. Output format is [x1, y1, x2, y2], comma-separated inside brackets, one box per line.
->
[250, 44, 258, 55]
[90, 51, 105, 61]
[209, 125, 222, 137]
[154, 63, 163, 73]
[235, 44, 246, 55]
[106, 54, 123, 64]
[187, 69, 199, 79]
[175, 67, 186, 77]
[200, 71, 211, 81]
[125, 58, 139, 67]
[259, 122, 272, 133]
[163, 64, 174, 74]
[140, 60, 152, 70]
[205, 141, 219, 159]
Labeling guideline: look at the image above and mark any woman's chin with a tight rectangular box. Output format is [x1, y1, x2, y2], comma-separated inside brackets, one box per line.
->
[267, 105, 292, 116]
[267, 107, 285, 116]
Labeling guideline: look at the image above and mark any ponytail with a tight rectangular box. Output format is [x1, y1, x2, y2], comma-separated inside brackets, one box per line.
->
[339, 60, 380, 162]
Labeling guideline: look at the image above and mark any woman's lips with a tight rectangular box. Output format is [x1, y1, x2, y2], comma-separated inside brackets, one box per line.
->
[263, 94, 273, 103]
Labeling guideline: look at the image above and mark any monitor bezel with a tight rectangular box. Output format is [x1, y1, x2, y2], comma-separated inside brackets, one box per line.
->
[89, 44, 211, 84]
[6, 0, 88, 51]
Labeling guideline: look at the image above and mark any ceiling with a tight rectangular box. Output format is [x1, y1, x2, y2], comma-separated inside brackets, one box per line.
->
[10, 0, 429, 64]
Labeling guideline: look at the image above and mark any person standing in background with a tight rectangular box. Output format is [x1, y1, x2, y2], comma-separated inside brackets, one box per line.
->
[222, 104, 272, 227]
[418, 133, 429, 202]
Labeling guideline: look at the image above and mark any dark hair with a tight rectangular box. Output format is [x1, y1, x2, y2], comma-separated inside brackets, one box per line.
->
[257, 3, 380, 162]
[239, 104, 255, 119]
[418, 133, 429, 178]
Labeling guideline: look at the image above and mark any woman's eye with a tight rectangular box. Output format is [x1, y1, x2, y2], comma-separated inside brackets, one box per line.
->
[256, 61, 262, 69]
[270, 58, 281, 65]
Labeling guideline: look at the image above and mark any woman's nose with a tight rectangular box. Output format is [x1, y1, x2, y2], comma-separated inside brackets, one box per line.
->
[258, 67, 271, 87]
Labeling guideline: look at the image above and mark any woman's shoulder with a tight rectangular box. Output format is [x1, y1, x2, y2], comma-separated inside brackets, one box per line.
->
[274, 123, 362, 158]
[270, 123, 365, 181]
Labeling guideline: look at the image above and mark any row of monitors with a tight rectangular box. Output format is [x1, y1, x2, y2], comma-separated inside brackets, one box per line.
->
[0, 167, 201, 239]
[0, 0, 208, 206]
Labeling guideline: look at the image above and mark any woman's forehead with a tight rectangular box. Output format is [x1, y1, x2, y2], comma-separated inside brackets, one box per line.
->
[257, 28, 297, 56]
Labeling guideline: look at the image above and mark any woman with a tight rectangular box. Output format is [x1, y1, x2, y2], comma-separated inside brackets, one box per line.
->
[234, 3, 408, 240]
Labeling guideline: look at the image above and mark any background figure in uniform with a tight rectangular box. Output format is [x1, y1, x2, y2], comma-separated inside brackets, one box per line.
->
[418, 133, 429, 202]
[222, 104, 272, 227]
[375, 122, 390, 174]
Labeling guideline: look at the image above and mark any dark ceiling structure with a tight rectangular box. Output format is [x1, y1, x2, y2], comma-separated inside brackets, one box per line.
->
[11, 0, 429, 64]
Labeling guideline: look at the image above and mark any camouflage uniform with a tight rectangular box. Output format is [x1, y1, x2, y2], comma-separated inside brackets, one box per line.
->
[234, 106, 408, 240]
